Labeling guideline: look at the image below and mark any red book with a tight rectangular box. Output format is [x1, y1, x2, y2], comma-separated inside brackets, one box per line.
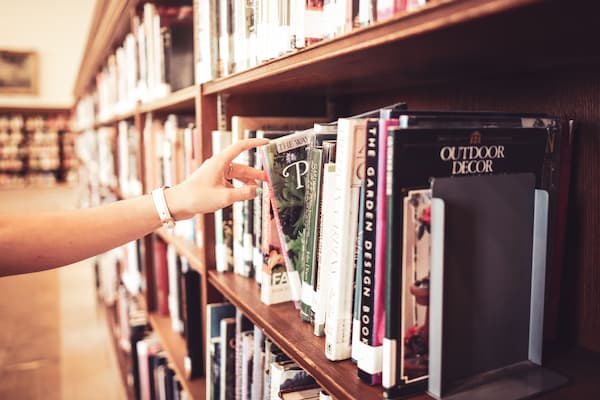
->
[153, 238, 170, 315]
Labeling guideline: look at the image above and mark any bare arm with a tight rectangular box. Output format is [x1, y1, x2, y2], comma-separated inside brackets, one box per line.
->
[0, 138, 268, 277]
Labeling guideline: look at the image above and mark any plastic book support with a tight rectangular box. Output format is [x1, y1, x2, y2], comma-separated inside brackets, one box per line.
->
[428, 173, 566, 400]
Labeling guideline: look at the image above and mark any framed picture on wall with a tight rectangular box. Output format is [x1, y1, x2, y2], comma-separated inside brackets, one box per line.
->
[0, 49, 39, 95]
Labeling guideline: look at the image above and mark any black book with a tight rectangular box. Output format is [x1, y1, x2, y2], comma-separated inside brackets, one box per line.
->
[129, 317, 148, 400]
[384, 125, 549, 397]
[161, 9, 194, 92]
[180, 259, 203, 378]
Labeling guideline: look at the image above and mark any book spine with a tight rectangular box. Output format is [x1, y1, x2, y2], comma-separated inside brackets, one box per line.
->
[252, 326, 265, 400]
[220, 317, 237, 400]
[382, 131, 395, 390]
[357, 119, 382, 384]
[212, 130, 234, 272]
[313, 162, 336, 336]
[300, 146, 323, 322]
[182, 261, 203, 379]
[325, 118, 366, 361]
[154, 238, 170, 316]
[254, 133, 264, 285]
[243, 130, 257, 278]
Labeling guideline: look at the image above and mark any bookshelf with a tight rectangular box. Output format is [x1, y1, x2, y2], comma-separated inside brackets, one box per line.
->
[74, 0, 600, 399]
[0, 106, 75, 188]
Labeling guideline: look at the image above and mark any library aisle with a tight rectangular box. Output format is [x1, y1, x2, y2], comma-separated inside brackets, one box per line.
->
[0, 186, 125, 400]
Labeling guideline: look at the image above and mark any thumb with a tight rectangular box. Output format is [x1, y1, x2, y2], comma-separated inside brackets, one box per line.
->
[228, 185, 259, 204]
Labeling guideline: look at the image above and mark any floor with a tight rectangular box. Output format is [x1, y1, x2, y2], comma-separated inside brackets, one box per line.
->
[0, 185, 125, 400]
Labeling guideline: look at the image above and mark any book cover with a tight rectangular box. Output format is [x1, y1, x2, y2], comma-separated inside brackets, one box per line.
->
[260, 178, 293, 305]
[206, 303, 236, 400]
[220, 317, 237, 400]
[232, 117, 323, 279]
[383, 125, 549, 396]
[262, 129, 313, 306]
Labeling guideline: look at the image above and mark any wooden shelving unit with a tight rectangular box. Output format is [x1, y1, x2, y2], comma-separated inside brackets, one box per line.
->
[75, 0, 600, 399]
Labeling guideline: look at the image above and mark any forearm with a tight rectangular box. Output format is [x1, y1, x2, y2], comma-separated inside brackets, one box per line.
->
[0, 194, 162, 276]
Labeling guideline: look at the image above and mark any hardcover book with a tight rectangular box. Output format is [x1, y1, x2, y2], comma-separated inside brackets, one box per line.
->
[300, 123, 337, 322]
[383, 124, 550, 397]
[206, 303, 236, 400]
[232, 117, 324, 279]
[220, 317, 237, 400]
[212, 130, 234, 273]
[325, 118, 367, 361]
[262, 129, 314, 306]
[181, 259, 204, 379]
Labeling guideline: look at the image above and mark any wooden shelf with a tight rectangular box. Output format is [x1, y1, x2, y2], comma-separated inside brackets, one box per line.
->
[148, 311, 206, 400]
[90, 86, 198, 128]
[155, 228, 204, 275]
[202, 0, 600, 96]
[208, 271, 396, 400]
[208, 272, 600, 400]
[139, 85, 198, 115]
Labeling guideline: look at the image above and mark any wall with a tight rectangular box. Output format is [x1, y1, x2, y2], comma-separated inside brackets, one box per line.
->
[0, 0, 96, 108]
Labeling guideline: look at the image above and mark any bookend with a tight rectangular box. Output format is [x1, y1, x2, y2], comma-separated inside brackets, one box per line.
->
[428, 173, 567, 400]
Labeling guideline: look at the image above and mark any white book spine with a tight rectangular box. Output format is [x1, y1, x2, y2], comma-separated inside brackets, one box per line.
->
[212, 130, 233, 272]
[313, 162, 336, 336]
[325, 118, 366, 360]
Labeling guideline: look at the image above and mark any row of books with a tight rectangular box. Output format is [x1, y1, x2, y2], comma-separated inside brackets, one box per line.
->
[135, 329, 191, 400]
[196, 0, 430, 83]
[142, 113, 198, 196]
[213, 106, 573, 397]
[206, 302, 330, 400]
[75, 0, 432, 129]
[99, 252, 191, 400]
[91, 232, 195, 400]
[151, 237, 205, 380]
[94, 2, 195, 123]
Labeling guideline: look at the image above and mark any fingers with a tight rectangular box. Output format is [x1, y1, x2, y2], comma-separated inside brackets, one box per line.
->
[220, 138, 270, 164]
[227, 185, 259, 203]
[228, 162, 267, 182]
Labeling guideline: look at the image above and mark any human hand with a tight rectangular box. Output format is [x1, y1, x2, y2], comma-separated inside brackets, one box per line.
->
[165, 138, 269, 219]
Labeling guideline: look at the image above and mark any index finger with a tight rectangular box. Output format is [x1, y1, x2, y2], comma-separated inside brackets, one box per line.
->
[219, 138, 270, 164]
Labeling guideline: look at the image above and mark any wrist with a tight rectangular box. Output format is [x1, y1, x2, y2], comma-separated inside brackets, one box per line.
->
[163, 185, 192, 221]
